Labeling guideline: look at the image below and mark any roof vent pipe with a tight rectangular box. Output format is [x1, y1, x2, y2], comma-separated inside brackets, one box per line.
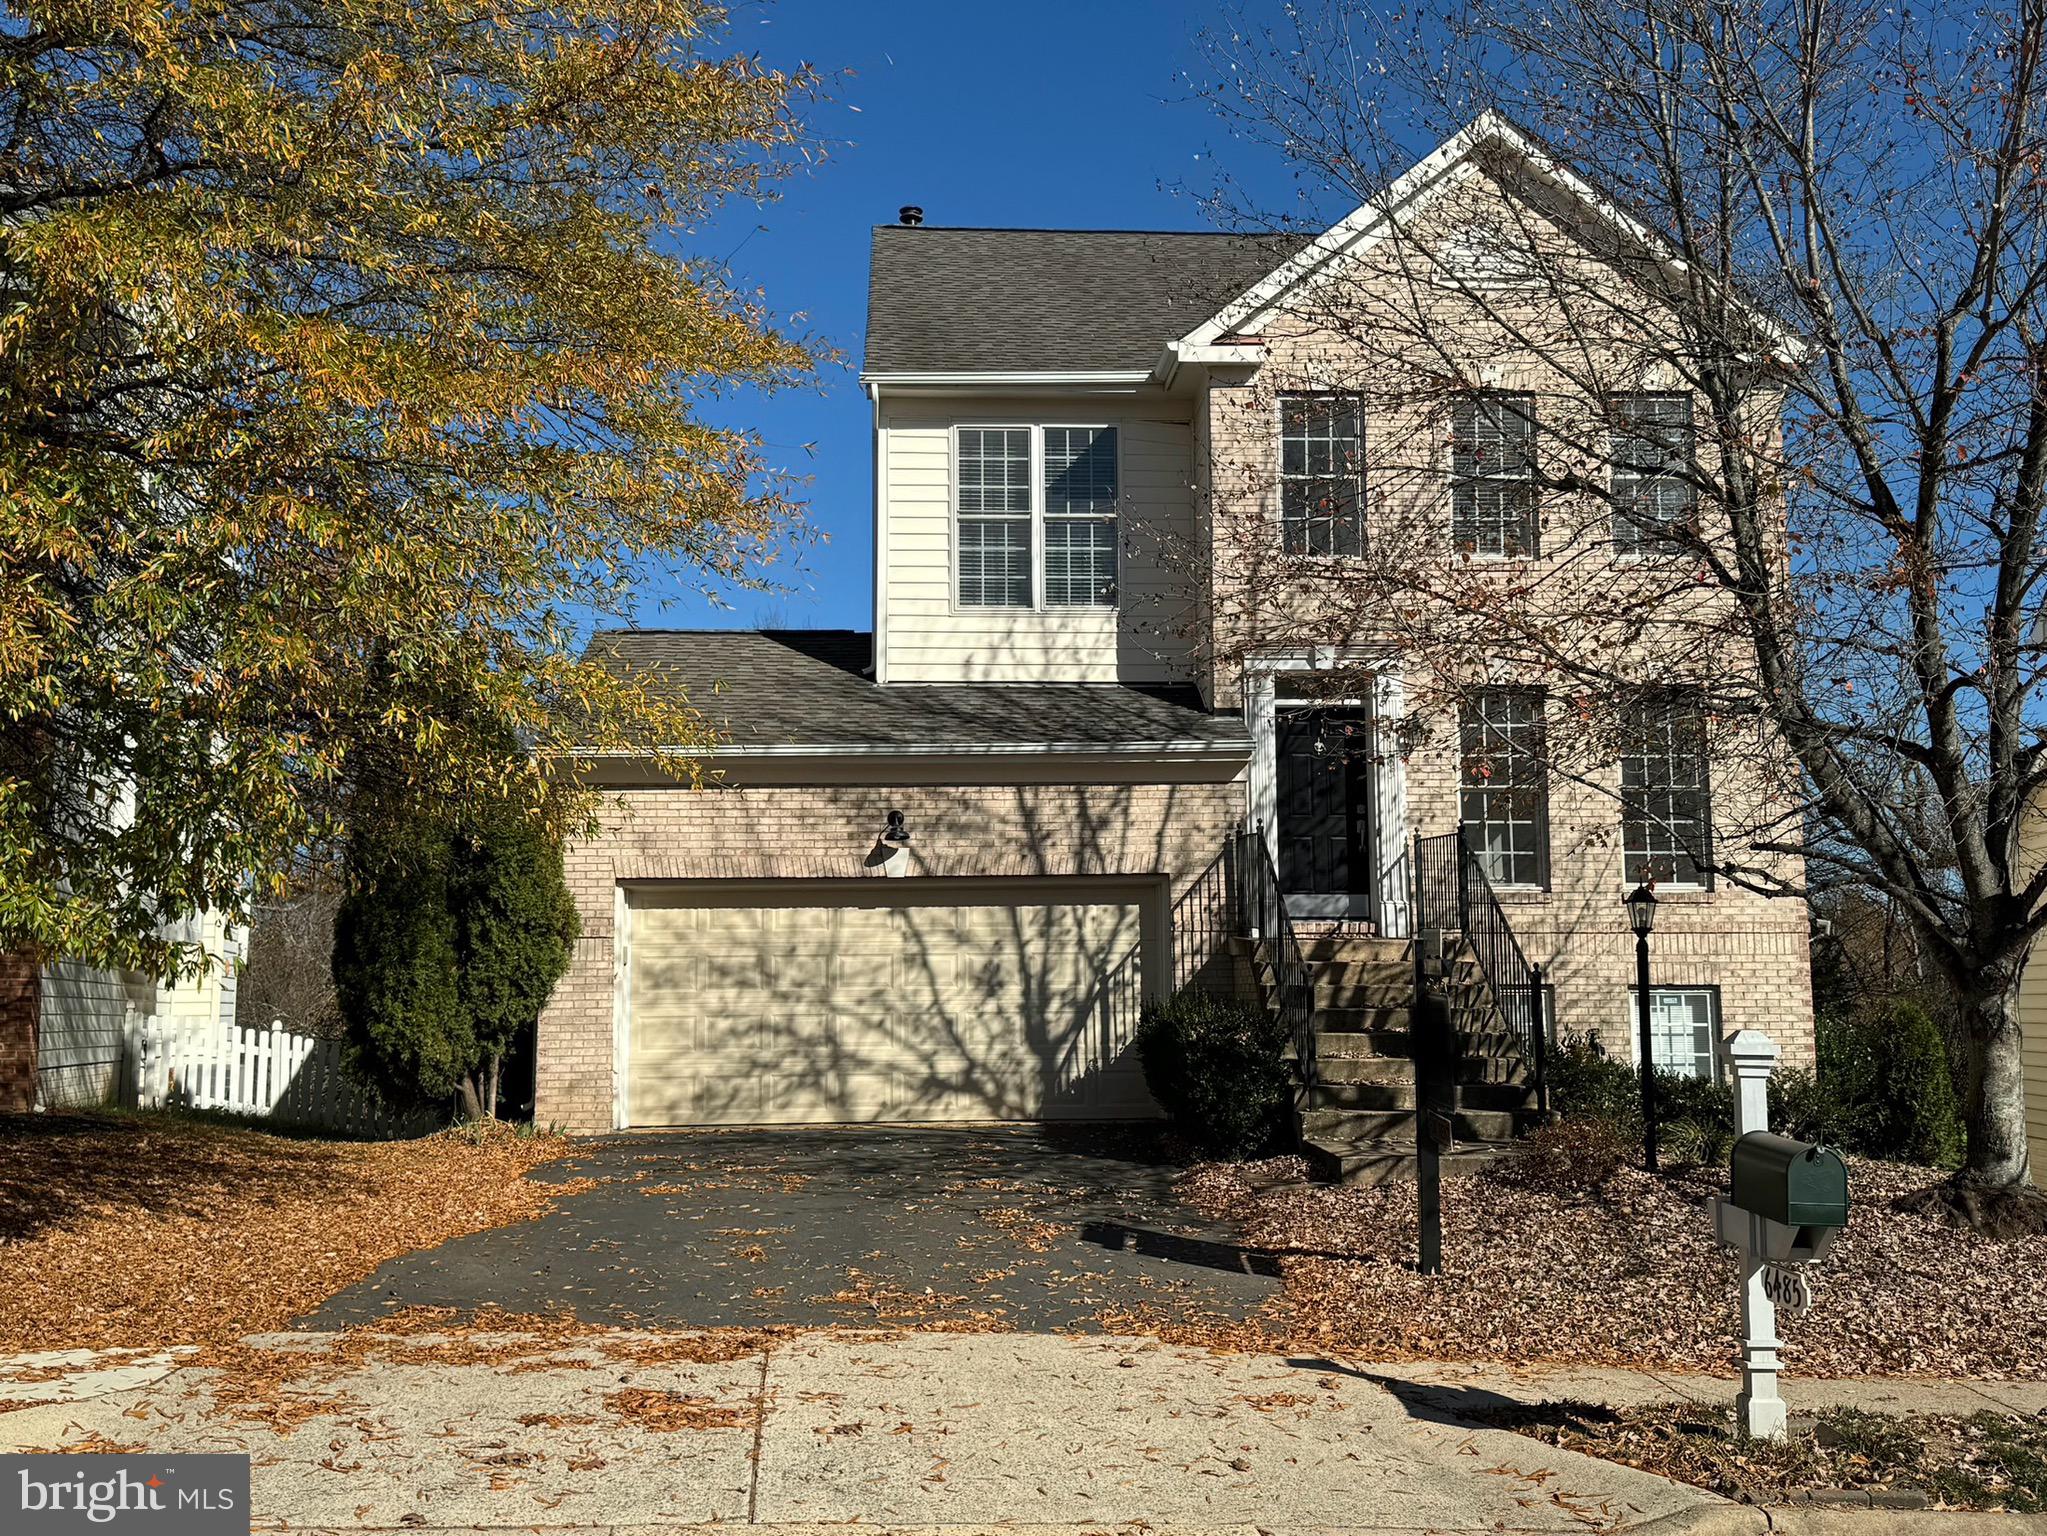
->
[898, 205, 924, 227]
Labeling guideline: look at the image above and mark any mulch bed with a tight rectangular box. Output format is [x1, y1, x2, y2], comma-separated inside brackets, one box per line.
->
[1178, 1154, 2047, 1377]
[0, 1112, 577, 1352]
[1483, 1402, 2047, 1512]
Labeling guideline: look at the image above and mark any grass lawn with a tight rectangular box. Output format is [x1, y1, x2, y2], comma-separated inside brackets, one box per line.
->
[1484, 1402, 2047, 1512]
[0, 1110, 574, 1352]
[1179, 1153, 2047, 1378]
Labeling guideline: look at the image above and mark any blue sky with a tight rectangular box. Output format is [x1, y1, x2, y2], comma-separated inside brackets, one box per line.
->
[651, 0, 1307, 634]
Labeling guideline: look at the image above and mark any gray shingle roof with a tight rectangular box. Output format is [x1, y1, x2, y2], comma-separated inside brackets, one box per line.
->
[864, 227, 1303, 375]
[587, 630, 1248, 752]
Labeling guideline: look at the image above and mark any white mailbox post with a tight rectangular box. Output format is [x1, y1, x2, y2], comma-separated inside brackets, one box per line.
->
[1721, 1029, 1786, 1440]
[1708, 1028, 1849, 1442]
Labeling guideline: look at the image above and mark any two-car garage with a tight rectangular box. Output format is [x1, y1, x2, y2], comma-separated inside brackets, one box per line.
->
[619, 878, 1164, 1127]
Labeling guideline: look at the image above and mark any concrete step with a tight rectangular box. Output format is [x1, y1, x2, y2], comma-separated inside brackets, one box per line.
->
[1315, 1054, 1416, 1084]
[1315, 1004, 1412, 1033]
[1313, 978, 1414, 1009]
[1457, 1055, 1533, 1086]
[1314, 1028, 1415, 1059]
[1301, 1107, 1414, 1141]
[1303, 1105, 1535, 1142]
[1301, 1135, 1508, 1188]
[1306, 1079, 1416, 1112]
[1456, 1080, 1540, 1112]
[1299, 935, 1410, 964]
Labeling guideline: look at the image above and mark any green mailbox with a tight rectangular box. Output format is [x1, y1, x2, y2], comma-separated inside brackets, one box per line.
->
[1729, 1132, 1849, 1229]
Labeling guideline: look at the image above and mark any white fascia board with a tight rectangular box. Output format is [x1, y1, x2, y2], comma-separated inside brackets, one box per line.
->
[1152, 340, 1267, 387]
[583, 739, 1250, 762]
[855, 369, 1152, 388]
[1180, 110, 1810, 366]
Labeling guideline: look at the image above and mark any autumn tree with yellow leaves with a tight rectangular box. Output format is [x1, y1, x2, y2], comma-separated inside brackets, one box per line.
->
[0, 0, 823, 1104]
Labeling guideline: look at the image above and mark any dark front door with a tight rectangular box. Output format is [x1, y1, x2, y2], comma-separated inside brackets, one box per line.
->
[1275, 708, 1373, 918]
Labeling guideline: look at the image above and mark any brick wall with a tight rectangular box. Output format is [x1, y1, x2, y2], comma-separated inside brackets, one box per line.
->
[536, 775, 1249, 1132]
[0, 950, 39, 1114]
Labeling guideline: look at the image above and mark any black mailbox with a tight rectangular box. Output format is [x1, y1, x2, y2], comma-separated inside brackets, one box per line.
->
[1729, 1132, 1849, 1229]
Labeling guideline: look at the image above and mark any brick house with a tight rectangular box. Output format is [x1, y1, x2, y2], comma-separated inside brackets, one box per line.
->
[535, 116, 1814, 1165]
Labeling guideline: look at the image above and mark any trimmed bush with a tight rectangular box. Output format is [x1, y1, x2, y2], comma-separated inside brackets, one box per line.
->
[1811, 1003, 1965, 1167]
[1491, 1114, 1633, 1192]
[1545, 1034, 1735, 1169]
[1135, 990, 1292, 1159]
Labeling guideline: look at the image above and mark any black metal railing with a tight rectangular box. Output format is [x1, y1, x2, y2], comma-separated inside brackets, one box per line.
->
[1169, 844, 1240, 997]
[1233, 824, 1317, 1087]
[1165, 825, 1315, 1084]
[1412, 829, 1551, 1117]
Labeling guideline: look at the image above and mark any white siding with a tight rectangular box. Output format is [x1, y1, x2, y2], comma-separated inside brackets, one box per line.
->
[878, 393, 1199, 685]
[2022, 943, 2047, 1186]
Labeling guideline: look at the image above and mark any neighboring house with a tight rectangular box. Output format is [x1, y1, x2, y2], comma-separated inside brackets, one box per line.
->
[535, 116, 1814, 1159]
[32, 910, 245, 1111]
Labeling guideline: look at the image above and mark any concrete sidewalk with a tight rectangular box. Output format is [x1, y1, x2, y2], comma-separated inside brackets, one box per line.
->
[3, 1334, 2040, 1534]
[0, 1329, 1724, 1534]
[1358, 1360, 2047, 1420]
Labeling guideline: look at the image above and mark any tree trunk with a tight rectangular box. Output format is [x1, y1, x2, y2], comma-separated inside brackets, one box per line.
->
[1958, 983, 2032, 1189]
[484, 1051, 502, 1121]
[456, 1075, 485, 1122]
[0, 949, 40, 1114]
[1902, 978, 2047, 1236]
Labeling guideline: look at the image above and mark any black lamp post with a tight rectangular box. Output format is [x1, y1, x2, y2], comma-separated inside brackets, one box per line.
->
[1626, 881, 1659, 1174]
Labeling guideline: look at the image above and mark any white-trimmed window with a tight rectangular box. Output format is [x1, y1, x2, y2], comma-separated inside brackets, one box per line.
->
[1280, 393, 1365, 556]
[1620, 691, 1712, 887]
[1628, 987, 1721, 1079]
[1452, 392, 1539, 558]
[1459, 688, 1549, 888]
[954, 425, 1118, 608]
[956, 426, 1034, 607]
[1610, 393, 1695, 555]
[1043, 426, 1119, 606]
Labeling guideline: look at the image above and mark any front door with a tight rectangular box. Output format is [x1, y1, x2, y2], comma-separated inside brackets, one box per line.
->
[1275, 708, 1373, 918]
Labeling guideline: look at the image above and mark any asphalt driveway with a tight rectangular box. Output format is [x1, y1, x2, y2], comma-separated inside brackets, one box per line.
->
[306, 1124, 1280, 1332]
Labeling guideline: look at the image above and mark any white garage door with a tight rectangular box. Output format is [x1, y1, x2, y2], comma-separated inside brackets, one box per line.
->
[624, 880, 1160, 1126]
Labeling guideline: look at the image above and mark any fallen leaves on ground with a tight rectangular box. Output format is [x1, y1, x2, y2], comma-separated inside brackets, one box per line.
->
[1178, 1154, 2047, 1377]
[1488, 1402, 2047, 1511]
[0, 1113, 575, 1352]
[603, 1388, 750, 1431]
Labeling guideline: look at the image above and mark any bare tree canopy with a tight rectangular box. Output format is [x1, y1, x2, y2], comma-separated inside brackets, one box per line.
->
[1192, 0, 2047, 1221]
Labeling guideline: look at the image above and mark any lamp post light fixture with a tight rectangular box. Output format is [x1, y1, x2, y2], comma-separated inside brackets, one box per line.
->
[1626, 880, 1659, 1174]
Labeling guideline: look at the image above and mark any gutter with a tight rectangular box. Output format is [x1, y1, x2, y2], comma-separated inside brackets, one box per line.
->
[580, 739, 1252, 761]
[855, 369, 1152, 388]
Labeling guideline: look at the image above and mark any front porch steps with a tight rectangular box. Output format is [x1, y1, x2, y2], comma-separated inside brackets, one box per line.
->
[1287, 936, 1544, 1188]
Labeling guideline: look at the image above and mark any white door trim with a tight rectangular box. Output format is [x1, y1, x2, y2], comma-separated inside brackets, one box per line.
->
[1242, 648, 1410, 936]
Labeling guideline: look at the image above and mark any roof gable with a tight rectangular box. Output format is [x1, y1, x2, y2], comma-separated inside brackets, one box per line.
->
[1180, 111, 1803, 362]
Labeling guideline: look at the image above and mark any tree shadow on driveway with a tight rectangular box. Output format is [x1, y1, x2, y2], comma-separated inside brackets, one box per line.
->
[304, 1123, 1282, 1333]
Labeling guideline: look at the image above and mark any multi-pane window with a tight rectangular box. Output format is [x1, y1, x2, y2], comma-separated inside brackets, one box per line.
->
[955, 425, 1119, 609]
[1452, 392, 1539, 557]
[1629, 987, 1720, 1079]
[1279, 394, 1365, 556]
[1459, 689, 1550, 887]
[956, 427, 1033, 607]
[1611, 393, 1695, 555]
[1043, 426, 1118, 606]
[1620, 693, 1712, 886]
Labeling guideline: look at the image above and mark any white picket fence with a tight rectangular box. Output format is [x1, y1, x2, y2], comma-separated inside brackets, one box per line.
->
[134, 1016, 443, 1137]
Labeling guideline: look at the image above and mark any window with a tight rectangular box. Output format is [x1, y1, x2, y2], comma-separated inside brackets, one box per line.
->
[1628, 987, 1721, 1079]
[1452, 392, 1538, 557]
[1043, 426, 1118, 606]
[954, 425, 1119, 609]
[1620, 692, 1712, 886]
[1611, 393, 1695, 554]
[1280, 394, 1365, 556]
[1459, 688, 1549, 887]
[956, 427, 1033, 607]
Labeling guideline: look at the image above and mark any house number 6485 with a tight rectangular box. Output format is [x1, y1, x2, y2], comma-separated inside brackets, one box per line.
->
[1762, 1262, 1813, 1318]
